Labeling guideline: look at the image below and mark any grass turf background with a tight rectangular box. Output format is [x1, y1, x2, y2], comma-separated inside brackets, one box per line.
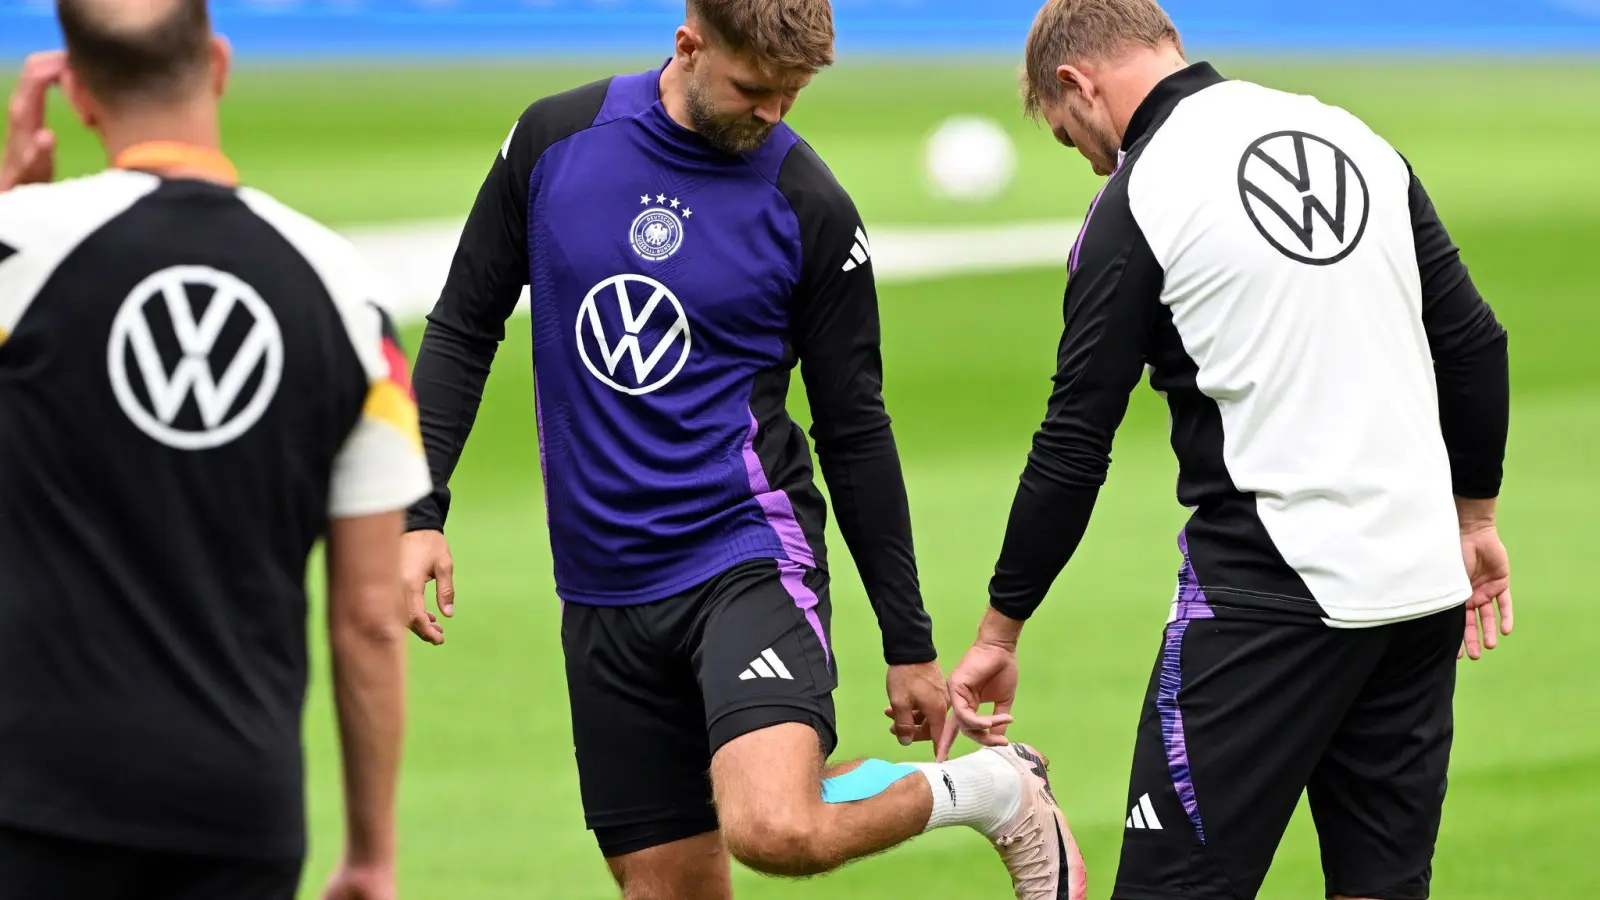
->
[5, 56, 1596, 897]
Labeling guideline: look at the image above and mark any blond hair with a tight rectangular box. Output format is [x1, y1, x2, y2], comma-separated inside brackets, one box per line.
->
[1022, 0, 1181, 119]
[688, 0, 836, 73]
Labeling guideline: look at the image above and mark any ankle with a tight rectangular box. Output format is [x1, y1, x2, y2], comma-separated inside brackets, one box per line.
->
[912, 750, 1022, 836]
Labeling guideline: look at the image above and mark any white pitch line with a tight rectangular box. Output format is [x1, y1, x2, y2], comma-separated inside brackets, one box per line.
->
[340, 217, 1083, 321]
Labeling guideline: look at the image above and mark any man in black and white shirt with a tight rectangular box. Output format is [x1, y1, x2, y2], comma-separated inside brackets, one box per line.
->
[940, 2, 1512, 898]
[0, 2, 430, 897]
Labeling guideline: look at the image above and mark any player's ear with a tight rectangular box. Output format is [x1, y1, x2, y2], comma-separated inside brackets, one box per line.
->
[209, 34, 232, 99]
[58, 65, 98, 131]
[1054, 63, 1093, 102]
[675, 25, 702, 71]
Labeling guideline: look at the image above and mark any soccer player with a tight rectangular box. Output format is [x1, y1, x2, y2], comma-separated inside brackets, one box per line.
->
[0, 3, 430, 899]
[940, 2, 1513, 899]
[400, 1, 1084, 897]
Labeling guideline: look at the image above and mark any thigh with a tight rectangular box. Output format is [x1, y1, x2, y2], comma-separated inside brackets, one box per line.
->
[562, 600, 720, 859]
[1309, 606, 1462, 900]
[154, 855, 303, 900]
[0, 825, 138, 900]
[694, 559, 838, 760]
[1112, 615, 1382, 900]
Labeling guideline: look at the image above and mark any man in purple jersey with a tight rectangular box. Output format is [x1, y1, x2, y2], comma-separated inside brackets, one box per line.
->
[398, 1, 1087, 898]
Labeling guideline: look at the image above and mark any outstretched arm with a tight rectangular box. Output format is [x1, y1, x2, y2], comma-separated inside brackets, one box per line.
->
[780, 143, 936, 668]
[779, 142, 944, 746]
[986, 225, 1160, 625]
[942, 185, 1161, 760]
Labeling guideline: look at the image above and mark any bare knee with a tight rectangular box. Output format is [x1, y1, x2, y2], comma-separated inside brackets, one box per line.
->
[711, 723, 837, 877]
[722, 807, 831, 877]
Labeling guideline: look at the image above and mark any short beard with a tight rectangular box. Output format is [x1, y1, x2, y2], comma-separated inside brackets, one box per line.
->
[1067, 102, 1120, 173]
[686, 77, 775, 154]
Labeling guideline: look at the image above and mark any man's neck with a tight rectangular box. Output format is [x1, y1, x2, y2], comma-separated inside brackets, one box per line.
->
[658, 56, 696, 133]
[101, 102, 229, 185]
[1103, 47, 1189, 148]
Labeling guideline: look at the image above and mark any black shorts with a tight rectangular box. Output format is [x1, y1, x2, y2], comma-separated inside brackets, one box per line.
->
[561, 558, 837, 858]
[1113, 605, 1463, 900]
[0, 824, 302, 900]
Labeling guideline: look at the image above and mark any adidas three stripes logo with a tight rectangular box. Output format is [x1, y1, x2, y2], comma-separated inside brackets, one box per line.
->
[738, 648, 793, 681]
[841, 227, 872, 272]
[1126, 793, 1163, 830]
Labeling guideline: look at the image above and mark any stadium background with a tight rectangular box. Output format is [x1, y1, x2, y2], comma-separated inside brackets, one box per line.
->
[3, 1, 1597, 897]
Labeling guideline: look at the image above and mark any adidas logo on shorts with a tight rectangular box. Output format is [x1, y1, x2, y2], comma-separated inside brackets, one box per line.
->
[1127, 793, 1163, 830]
[738, 648, 793, 681]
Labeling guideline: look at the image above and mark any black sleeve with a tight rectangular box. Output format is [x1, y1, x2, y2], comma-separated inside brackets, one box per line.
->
[777, 142, 935, 666]
[1405, 159, 1510, 499]
[987, 180, 1161, 621]
[405, 79, 611, 532]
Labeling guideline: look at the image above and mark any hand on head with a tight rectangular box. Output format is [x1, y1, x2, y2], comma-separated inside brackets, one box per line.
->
[1, 52, 66, 192]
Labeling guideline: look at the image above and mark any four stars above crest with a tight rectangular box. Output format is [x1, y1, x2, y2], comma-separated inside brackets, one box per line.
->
[639, 193, 693, 218]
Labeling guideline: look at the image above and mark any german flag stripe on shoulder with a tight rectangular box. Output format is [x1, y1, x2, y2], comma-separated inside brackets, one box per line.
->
[363, 302, 420, 450]
[371, 302, 415, 400]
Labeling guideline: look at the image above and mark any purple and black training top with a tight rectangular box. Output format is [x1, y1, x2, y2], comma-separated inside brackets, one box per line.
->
[406, 63, 935, 665]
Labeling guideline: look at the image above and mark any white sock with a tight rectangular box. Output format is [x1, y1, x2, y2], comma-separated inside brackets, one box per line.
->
[911, 750, 1022, 836]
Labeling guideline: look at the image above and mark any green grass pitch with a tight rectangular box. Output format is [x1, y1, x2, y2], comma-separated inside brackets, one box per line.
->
[10, 56, 1600, 898]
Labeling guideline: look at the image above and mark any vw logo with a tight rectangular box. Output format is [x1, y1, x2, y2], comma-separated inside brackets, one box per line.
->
[1238, 131, 1370, 266]
[576, 274, 692, 396]
[107, 265, 284, 451]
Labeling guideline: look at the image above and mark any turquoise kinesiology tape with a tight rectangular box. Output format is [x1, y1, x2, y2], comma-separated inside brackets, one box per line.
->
[820, 759, 920, 804]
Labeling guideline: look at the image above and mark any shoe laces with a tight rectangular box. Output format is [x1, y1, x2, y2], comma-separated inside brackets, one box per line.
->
[994, 807, 1055, 891]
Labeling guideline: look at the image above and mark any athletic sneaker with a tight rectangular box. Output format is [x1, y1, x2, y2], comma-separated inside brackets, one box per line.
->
[986, 744, 1088, 900]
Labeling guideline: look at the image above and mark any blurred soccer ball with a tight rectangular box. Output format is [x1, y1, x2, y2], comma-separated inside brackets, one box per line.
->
[922, 115, 1018, 203]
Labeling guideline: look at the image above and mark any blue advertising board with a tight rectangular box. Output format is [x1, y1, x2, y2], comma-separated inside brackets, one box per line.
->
[1, 0, 1598, 58]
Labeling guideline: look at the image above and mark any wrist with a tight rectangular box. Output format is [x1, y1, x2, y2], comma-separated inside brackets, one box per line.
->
[344, 843, 396, 868]
[977, 606, 1026, 650]
[1455, 496, 1498, 534]
[344, 824, 397, 867]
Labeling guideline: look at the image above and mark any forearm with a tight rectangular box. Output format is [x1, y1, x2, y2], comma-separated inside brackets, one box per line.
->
[329, 612, 408, 864]
[817, 427, 936, 665]
[987, 469, 1100, 621]
[406, 317, 500, 531]
[1435, 328, 1509, 500]
[1408, 162, 1511, 502]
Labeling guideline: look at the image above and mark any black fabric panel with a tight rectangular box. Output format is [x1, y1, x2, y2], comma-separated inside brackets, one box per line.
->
[407, 76, 613, 531]
[1403, 159, 1509, 499]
